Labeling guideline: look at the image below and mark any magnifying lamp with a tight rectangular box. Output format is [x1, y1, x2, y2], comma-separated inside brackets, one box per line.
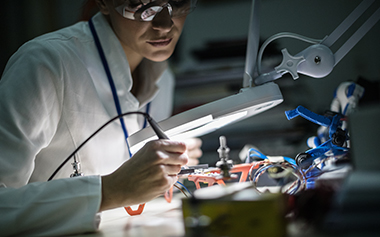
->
[129, 82, 283, 153]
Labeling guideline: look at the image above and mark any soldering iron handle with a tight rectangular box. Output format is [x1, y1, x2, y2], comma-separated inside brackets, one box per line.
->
[145, 115, 169, 139]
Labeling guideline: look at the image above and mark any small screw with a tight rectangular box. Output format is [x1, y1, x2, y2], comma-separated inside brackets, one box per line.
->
[314, 56, 321, 64]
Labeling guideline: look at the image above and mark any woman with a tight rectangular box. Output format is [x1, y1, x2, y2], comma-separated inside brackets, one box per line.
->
[0, 0, 200, 235]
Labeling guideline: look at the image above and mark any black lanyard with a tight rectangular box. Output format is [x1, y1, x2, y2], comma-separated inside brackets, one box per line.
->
[89, 18, 150, 157]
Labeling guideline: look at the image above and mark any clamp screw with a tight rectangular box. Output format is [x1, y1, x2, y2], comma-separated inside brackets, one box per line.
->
[314, 56, 321, 64]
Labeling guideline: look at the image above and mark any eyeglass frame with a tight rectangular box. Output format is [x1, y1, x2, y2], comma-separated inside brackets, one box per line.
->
[114, 0, 197, 22]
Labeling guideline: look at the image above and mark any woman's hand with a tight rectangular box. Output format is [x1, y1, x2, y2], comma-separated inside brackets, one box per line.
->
[99, 139, 188, 212]
[184, 138, 202, 166]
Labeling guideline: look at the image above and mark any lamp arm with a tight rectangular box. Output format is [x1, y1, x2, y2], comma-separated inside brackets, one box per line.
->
[332, 5, 380, 66]
[243, 0, 261, 87]
[254, 0, 380, 85]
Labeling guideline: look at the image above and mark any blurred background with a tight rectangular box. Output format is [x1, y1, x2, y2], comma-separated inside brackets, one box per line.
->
[1, 0, 379, 166]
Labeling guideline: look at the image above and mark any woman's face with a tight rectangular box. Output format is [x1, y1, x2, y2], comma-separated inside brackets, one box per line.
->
[100, 0, 187, 63]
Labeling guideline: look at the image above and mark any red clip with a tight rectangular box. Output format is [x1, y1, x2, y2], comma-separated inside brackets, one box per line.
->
[164, 186, 173, 203]
[124, 203, 146, 216]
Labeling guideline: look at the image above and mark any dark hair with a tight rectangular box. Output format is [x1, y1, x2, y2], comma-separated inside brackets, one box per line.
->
[81, 0, 99, 21]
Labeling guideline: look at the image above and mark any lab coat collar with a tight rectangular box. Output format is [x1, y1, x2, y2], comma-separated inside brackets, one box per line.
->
[134, 58, 168, 108]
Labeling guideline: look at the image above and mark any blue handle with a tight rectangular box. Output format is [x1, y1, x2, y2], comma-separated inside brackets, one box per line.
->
[285, 106, 332, 127]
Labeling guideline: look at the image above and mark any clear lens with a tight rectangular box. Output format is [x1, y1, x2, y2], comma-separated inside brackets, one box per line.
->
[140, 4, 173, 21]
[170, 0, 195, 17]
[115, 0, 197, 21]
[141, 6, 162, 21]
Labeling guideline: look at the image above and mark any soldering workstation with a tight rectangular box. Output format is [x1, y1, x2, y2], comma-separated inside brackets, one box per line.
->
[48, 0, 379, 236]
[2, 0, 379, 236]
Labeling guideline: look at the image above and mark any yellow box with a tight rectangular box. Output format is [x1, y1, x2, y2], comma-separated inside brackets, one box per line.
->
[182, 193, 286, 237]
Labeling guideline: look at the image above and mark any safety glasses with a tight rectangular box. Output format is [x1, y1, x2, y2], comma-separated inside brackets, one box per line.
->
[114, 0, 197, 21]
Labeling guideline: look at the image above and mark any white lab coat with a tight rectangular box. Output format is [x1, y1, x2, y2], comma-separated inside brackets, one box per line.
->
[0, 12, 174, 236]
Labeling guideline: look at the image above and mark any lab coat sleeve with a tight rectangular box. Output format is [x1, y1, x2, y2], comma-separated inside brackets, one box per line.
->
[0, 175, 102, 236]
[0, 39, 64, 187]
[0, 38, 102, 235]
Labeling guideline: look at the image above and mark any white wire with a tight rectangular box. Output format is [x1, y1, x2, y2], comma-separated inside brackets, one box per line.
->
[257, 32, 324, 74]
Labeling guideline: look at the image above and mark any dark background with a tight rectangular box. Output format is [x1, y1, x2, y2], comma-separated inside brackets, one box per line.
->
[1, 0, 379, 166]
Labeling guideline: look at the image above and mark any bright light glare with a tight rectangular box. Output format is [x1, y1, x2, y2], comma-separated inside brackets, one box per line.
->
[129, 115, 213, 154]
[171, 111, 248, 141]
[129, 112, 247, 154]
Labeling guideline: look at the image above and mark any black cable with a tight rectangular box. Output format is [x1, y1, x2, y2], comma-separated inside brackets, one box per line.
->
[47, 111, 167, 181]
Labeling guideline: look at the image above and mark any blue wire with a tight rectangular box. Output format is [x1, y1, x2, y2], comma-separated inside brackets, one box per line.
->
[249, 148, 297, 166]
[142, 102, 151, 129]
[176, 181, 192, 195]
[248, 148, 267, 159]
[283, 157, 297, 166]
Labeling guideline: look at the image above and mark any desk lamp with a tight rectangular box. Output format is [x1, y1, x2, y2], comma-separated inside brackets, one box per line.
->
[129, 0, 380, 154]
